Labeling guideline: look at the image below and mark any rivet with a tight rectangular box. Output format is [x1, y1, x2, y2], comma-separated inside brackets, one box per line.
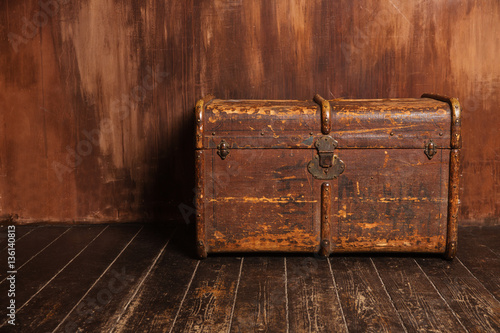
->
[390, 132, 394, 136]
[261, 132, 264, 136]
[196, 214, 201, 217]
[310, 132, 314, 136]
[439, 132, 443, 136]
[324, 216, 328, 220]
[212, 132, 215, 136]
[370, 176, 374, 179]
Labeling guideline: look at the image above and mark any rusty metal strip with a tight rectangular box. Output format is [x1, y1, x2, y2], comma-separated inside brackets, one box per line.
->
[195, 95, 215, 149]
[195, 150, 207, 258]
[421, 93, 462, 148]
[313, 94, 331, 135]
[445, 149, 460, 259]
[319, 182, 332, 257]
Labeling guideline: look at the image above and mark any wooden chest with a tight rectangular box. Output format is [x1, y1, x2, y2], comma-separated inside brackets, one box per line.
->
[194, 94, 461, 259]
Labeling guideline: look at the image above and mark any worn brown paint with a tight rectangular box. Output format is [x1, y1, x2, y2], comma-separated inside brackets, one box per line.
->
[0, 0, 498, 224]
[196, 95, 460, 257]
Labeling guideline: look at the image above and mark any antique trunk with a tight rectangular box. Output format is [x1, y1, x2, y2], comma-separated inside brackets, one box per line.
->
[194, 94, 461, 259]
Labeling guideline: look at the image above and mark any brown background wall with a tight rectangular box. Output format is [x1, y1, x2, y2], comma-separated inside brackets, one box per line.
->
[0, 0, 498, 225]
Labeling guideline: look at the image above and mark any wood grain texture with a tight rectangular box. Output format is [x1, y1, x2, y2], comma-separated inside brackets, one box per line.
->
[416, 257, 500, 332]
[52, 224, 174, 333]
[204, 148, 320, 253]
[169, 257, 243, 332]
[332, 149, 449, 253]
[7, 225, 141, 332]
[329, 257, 406, 332]
[457, 227, 500, 301]
[286, 257, 347, 332]
[372, 257, 467, 332]
[229, 257, 287, 333]
[0, 0, 499, 224]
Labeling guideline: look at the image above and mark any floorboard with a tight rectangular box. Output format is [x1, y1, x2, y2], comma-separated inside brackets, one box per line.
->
[416, 257, 500, 332]
[457, 227, 500, 300]
[0, 226, 69, 281]
[229, 257, 287, 333]
[169, 256, 243, 332]
[0, 225, 106, 313]
[286, 256, 347, 333]
[6, 225, 142, 332]
[1, 224, 499, 332]
[52, 224, 174, 333]
[330, 256, 407, 332]
[0, 225, 39, 250]
[112, 225, 200, 333]
[372, 257, 467, 332]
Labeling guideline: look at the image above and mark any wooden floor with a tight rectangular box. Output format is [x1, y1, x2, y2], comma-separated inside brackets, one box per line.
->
[0, 224, 498, 332]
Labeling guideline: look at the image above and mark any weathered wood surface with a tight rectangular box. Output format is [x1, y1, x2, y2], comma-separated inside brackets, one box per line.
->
[169, 257, 243, 332]
[330, 257, 406, 332]
[457, 228, 500, 300]
[229, 257, 287, 333]
[9, 225, 141, 332]
[372, 257, 467, 332]
[113, 225, 199, 332]
[416, 257, 500, 332]
[204, 148, 320, 253]
[53, 224, 174, 332]
[286, 257, 347, 332]
[1, 0, 498, 224]
[332, 148, 449, 253]
[203, 98, 451, 149]
[1, 225, 499, 331]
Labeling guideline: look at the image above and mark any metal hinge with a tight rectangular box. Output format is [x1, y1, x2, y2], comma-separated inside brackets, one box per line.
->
[307, 136, 345, 180]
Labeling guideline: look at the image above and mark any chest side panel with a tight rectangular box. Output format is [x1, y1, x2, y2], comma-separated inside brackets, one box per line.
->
[331, 149, 449, 252]
[203, 149, 321, 253]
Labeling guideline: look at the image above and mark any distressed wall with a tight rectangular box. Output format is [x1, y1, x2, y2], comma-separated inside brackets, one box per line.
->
[0, 0, 499, 224]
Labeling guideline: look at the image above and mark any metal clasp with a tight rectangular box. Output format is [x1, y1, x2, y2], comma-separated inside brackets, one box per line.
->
[307, 136, 345, 180]
[217, 140, 230, 160]
[424, 139, 437, 159]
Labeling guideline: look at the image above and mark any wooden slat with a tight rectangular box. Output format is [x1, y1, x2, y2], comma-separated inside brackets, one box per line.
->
[52, 224, 174, 332]
[169, 256, 243, 332]
[457, 227, 500, 300]
[466, 226, 500, 256]
[113, 225, 200, 332]
[416, 257, 500, 332]
[229, 257, 287, 332]
[4, 225, 141, 332]
[0, 226, 68, 281]
[0, 225, 106, 308]
[329, 257, 406, 332]
[372, 257, 467, 332]
[0, 225, 39, 249]
[286, 256, 347, 332]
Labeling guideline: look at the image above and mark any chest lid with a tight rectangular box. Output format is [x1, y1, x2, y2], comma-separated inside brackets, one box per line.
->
[196, 94, 460, 150]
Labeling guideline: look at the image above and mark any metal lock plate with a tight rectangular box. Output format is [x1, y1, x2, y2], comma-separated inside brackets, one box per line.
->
[307, 136, 345, 180]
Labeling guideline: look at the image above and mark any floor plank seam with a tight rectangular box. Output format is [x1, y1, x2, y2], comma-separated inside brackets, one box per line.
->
[455, 257, 500, 303]
[0, 225, 109, 328]
[169, 260, 200, 333]
[413, 259, 469, 332]
[328, 259, 349, 333]
[1, 226, 40, 251]
[109, 227, 177, 333]
[369, 258, 409, 333]
[227, 257, 244, 333]
[284, 257, 290, 333]
[0, 228, 72, 285]
[51, 226, 144, 333]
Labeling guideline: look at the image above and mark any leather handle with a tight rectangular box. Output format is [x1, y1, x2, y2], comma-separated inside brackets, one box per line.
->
[313, 94, 331, 135]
